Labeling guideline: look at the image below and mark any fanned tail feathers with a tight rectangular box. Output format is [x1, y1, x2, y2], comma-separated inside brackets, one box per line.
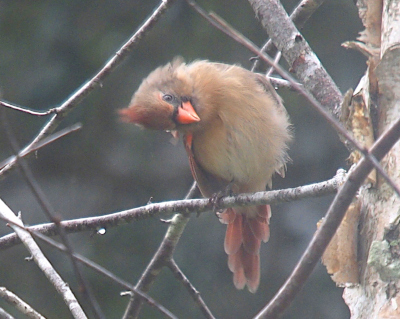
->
[219, 205, 271, 293]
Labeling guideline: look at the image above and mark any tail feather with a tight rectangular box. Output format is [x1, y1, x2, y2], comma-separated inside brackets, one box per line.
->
[229, 251, 246, 290]
[221, 205, 271, 293]
[242, 250, 260, 293]
[257, 204, 271, 221]
[228, 246, 261, 293]
[223, 208, 243, 255]
[246, 205, 271, 248]
[242, 220, 261, 254]
[247, 218, 269, 244]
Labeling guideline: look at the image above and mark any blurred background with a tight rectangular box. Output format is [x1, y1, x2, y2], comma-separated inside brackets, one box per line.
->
[0, 0, 365, 318]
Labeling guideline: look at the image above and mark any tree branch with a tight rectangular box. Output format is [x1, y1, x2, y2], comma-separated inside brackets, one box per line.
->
[254, 116, 400, 319]
[0, 307, 15, 319]
[0, 0, 176, 177]
[248, 0, 343, 118]
[0, 171, 345, 251]
[1, 112, 104, 319]
[267, 76, 295, 89]
[0, 215, 178, 319]
[122, 182, 198, 319]
[0, 287, 46, 319]
[0, 100, 55, 116]
[167, 259, 216, 319]
[0, 198, 87, 319]
[251, 0, 326, 71]
[0, 123, 82, 172]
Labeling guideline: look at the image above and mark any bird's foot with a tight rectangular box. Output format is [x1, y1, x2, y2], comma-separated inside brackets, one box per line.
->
[211, 181, 236, 219]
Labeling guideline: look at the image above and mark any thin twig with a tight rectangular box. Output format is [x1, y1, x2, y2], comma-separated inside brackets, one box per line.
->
[0, 171, 345, 251]
[167, 259, 216, 319]
[187, 1, 400, 202]
[267, 76, 294, 89]
[0, 0, 176, 177]
[0, 123, 82, 173]
[1, 112, 105, 319]
[122, 182, 198, 319]
[0, 198, 87, 319]
[0, 100, 56, 116]
[265, 51, 282, 77]
[0, 287, 46, 319]
[288, 0, 326, 28]
[0, 215, 178, 319]
[254, 118, 400, 319]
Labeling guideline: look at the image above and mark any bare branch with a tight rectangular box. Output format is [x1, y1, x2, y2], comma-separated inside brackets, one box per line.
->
[248, 0, 342, 117]
[251, 0, 326, 71]
[289, 0, 326, 28]
[0, 0, 176, 177]
[0, 100, 55, 116]
[167, 259, 216, 319]
[1, 112, 104, 319]
[0, 287, 46, 319]
[267, 76, 295, 89]
[0, 123, 82, 174]
[0, 215, 178, 319]
[365, 149, 400, 197]
[265, 51, 282, 77]
[0, 198, 87, 319]
[254, 117, 400, 319]
[0, 307, 15, 319]
[122, 182, 198, 319]
[0, 172, 345, 251]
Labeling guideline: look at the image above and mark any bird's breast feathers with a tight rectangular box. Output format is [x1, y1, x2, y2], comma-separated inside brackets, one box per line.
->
[191, 110, 278, 191]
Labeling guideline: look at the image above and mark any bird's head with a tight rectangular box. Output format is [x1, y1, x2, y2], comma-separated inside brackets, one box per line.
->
[119, 58, 200, 131]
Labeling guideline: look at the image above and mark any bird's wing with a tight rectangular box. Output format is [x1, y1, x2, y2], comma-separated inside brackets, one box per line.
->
[254, 73, 291, 176]
[183, 133, 228, 197]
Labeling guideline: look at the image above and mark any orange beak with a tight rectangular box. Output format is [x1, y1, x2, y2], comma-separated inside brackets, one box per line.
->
[176, 101, 200, 124]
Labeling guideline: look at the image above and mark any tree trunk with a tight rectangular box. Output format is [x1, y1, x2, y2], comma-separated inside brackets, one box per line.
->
[342, 1, 400, 318]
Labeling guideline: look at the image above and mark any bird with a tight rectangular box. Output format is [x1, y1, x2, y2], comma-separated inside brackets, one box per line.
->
[119, 57, 291, 293]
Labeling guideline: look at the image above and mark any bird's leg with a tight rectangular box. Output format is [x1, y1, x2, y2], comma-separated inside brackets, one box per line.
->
[212, 180, 235, 219]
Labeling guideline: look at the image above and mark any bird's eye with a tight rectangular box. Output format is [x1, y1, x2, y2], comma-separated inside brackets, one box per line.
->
[162, 94, 174, 103]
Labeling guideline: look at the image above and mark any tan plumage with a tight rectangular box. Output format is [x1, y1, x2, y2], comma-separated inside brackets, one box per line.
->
[120, 58, 292, 293]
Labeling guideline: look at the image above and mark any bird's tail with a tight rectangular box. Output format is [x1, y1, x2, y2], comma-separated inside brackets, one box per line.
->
[219, 205, 271, 293]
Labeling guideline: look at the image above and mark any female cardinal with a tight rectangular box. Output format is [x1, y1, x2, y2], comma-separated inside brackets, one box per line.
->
[119, 58, 291, 293]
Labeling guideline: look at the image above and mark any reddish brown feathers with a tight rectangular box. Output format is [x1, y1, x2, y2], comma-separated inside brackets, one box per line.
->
[224, 208, 243, 255]
[219, 205, 271, 293]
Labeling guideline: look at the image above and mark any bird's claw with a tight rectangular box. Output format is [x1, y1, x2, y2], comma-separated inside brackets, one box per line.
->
[209, 192, 224, 214]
